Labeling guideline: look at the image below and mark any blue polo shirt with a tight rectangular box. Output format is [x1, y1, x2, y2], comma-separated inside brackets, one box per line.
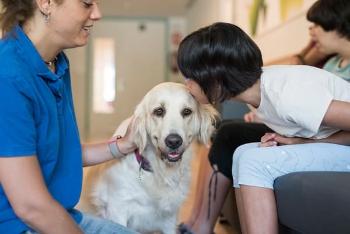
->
[0, 26, 83, 233]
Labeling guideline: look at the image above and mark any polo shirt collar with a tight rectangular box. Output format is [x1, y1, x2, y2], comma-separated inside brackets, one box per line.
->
[13, 25, 68, 81]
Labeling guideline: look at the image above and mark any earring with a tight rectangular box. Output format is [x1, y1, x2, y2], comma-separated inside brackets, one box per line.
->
[40, 10, 50, 24]
[44, 13, 50, 23]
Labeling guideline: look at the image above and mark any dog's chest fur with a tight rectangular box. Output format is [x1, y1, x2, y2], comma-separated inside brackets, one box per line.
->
[91, 146, 193, 232]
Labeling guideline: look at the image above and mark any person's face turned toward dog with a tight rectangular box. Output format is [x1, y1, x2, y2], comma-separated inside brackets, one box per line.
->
[184, 79, 210, 104]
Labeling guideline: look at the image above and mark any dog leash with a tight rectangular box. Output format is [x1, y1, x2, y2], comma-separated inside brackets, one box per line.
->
[208, 164, 219, 220]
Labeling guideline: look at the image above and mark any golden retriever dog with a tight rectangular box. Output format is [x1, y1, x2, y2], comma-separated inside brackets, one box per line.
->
[80, 82, 217, 234]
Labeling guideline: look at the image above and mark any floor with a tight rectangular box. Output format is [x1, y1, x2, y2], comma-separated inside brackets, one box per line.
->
[178, 144, 240, 234]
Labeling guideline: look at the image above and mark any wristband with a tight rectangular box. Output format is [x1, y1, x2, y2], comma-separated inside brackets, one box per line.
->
[108, 135, 127, 159]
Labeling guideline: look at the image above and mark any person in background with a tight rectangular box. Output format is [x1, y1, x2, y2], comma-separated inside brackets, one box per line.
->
[177, 1, 350, 233]
[0, 1, 137, 233]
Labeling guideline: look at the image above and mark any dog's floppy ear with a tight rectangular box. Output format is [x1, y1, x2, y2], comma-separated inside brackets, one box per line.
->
[197, 104, 219, 145]
[132, 102, 148, 153]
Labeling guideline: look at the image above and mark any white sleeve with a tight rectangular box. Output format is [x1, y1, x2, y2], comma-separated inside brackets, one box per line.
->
[279, 82, 333, 134]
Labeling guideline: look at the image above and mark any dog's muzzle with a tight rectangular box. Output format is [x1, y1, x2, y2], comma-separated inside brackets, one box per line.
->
[165, 134, 183, 149]
[163, 134, 183, 162]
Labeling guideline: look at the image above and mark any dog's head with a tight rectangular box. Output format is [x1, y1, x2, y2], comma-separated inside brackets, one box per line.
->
[132, 82, 218, 165]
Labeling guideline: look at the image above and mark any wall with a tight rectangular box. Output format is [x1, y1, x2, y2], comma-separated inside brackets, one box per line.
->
[65, 48, 88, 138]
[185, 0, 316, 62]
[255, 14, 310, 61]
[168, 17, 187, 83]
[234, 0, 317, 61]
[186, 0, 234, 32]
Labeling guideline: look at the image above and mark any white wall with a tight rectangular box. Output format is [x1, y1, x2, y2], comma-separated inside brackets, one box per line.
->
[254, 14, 310, 62]
[186, 0, 234, 32]
[234, 0, 317, 62]
[168, 17, 187, 83]
[186, 0, 315, 62]
[65, 47, 88, 138]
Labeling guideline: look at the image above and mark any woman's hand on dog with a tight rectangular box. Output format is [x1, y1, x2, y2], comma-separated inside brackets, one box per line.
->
[117, 116, 138, 155]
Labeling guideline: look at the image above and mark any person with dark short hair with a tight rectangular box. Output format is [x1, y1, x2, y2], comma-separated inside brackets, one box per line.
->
[176, 1, 350, 233]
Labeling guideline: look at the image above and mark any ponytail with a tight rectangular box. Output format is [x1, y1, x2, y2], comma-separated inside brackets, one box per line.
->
[0, 0, 35, 36]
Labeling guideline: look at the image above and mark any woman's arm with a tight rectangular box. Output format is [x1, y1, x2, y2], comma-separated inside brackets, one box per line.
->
[82, 137, 135, 167]
[82, 117, 137, 167]
[264, 40, 329, 66]
[0, 156, 83, 234]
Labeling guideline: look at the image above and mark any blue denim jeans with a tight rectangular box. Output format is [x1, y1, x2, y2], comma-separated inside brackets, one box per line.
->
[24, 213, 138, 234]
[79, 213, 137, 234]
[232, 142, 350, 189]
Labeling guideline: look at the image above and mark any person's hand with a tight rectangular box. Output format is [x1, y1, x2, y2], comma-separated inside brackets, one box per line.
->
[260, 133, 278, 147]
[298, 39, 316, 58]
[297, 39, 330, 66]
[259, 132, 306, 147]
[115, 116, 137, 155]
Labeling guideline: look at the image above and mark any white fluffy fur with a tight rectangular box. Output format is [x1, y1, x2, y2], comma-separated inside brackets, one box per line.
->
[80, 82, 217, 234]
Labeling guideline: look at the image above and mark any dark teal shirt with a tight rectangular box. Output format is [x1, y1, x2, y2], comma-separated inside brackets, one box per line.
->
[0, 26, 82, 234]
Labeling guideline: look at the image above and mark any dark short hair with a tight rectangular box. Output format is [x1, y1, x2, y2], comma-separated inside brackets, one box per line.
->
[307, 0, 350, 39]
[177, 22, 263, 104]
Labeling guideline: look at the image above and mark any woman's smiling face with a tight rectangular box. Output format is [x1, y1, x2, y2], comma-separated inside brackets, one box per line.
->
[49, 0, 102, 49]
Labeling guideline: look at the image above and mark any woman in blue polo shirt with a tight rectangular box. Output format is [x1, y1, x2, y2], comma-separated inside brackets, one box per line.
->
[0, 1, 137, 233]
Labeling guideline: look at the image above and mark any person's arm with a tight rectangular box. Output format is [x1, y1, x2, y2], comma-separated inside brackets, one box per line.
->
[260, 100, 350, 147]
[82, 137, 136, 167]
[264, 40, 329, 66]
[322, 100, 350, 131]
[260, 131, 350, 147]
[300, 42, 329, 66]
[0, 156, 83, 234]
[82, 117, 137, 167]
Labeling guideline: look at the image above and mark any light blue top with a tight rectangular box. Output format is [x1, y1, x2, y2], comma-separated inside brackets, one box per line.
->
[0, 26, 82, 233]
[323, 55, 350, 82]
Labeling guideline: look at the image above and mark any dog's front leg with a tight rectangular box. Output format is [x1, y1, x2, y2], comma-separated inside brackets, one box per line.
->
[159, 215, 177, 234]
[105, 206, 129, 228]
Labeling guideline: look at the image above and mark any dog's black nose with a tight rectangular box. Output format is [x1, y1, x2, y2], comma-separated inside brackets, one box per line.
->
[165, 134, 183, 149]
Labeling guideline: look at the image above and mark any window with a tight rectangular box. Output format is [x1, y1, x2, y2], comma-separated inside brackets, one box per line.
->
[93, 38, 116, 113]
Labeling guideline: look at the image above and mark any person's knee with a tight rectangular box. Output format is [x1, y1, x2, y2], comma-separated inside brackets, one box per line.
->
[232, 143, 260, 181]
[233, 145, 273, 187]
[235, 147, 263, 171]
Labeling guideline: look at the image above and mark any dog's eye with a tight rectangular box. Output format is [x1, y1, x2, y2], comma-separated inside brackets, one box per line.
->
[153, 107, 165, 117]
[182, 108, 193, 117]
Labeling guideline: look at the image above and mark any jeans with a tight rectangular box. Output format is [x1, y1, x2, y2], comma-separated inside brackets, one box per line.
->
[24, 213, 138, 234]
[232, 142, 350, 189]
